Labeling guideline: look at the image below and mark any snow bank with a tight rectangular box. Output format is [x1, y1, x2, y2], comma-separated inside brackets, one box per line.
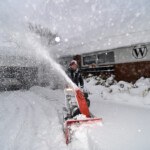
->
[85, 76, 150, 108]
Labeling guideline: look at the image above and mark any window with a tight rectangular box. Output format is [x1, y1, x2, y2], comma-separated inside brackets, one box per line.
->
[105, 52, 115, 63]
[98, 51, 114, 64]
[83, 55, 96, 66]
[97, 53, 105, 63]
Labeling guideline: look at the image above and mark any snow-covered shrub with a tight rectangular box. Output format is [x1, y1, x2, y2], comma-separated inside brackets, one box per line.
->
[134, 77, 150, 97]
[105, 75, 116, 87]
[85, 75, 150, 107]
[95, 78, 106, 86]
[88, 74, 93, 77]
[134, 77, 150, 87]
[117, 81, 133, 92]
[93, 75, 116, 87]
[85, 75, 150, 98]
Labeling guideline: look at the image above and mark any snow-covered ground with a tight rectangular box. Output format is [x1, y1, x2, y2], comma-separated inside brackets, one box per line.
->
[0, 77, 150, 150]
[0, 87, 67, 150]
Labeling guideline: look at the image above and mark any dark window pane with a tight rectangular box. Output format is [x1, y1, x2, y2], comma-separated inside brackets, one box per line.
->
[83, 55, 96, 65]
[98, 52, 114, 64]
[105, 52, 114, 63]
[97, 53, 105, 64]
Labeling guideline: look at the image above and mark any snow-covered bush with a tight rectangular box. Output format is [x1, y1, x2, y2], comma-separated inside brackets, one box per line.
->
[85, 75, 150, 98]
[86, 74, 116, 87]
[105, 75, 116, 87]
[134, 77, 150, 97]
[85, 76, 150, 107]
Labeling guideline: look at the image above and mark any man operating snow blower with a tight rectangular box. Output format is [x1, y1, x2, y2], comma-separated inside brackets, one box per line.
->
[66, 60, 90, 117]
[63, 60, 102, 144]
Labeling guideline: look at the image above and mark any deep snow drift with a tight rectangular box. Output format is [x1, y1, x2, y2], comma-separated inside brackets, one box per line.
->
[0, 77, 150, 150]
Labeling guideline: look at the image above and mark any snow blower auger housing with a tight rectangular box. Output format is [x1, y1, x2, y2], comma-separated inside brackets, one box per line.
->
[64, 86, 103, 144]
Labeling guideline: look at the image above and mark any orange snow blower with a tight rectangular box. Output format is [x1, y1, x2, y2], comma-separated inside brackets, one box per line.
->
[63, 87, 102, 144]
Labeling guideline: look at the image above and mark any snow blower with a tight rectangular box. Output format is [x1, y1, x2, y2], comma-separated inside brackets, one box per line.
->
[63, 86, 103, 144]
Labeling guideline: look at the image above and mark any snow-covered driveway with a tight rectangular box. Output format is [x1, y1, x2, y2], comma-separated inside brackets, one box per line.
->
[0, 87, 67, 150]
[89, 97, 150, 150]
[0, 85, 150, 150]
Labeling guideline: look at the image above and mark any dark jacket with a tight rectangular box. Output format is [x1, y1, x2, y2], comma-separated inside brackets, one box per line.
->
[67, 67, 84, 87]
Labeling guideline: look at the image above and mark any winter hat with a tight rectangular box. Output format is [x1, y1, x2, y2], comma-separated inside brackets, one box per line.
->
[70, 60, 77, 66]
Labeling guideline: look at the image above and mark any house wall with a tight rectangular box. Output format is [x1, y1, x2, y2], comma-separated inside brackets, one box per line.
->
[73, 43, 150, 82]
[114, 44, 150, 64]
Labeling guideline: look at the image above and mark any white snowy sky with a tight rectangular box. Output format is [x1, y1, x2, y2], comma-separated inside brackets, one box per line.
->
[1, 0, 150, 56]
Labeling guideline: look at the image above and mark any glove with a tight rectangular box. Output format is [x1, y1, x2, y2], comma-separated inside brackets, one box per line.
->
[80, 86, 84, 92]
[80, 85, 84, 89]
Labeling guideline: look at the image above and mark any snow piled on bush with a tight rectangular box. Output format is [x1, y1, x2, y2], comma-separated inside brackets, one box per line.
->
[85, 76, 150, 107]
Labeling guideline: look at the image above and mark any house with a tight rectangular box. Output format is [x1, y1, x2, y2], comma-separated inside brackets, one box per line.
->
[60, 42, 150, 82]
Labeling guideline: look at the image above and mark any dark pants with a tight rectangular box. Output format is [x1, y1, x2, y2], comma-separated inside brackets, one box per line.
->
[83, 92, 90, 107]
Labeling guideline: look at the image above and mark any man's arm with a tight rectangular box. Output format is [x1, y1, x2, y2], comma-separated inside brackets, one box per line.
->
[66, 67, 73, 82]
[66, 68, 71, 78]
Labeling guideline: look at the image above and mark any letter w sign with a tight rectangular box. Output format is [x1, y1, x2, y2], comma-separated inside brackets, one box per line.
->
[132, 45, 148, 59]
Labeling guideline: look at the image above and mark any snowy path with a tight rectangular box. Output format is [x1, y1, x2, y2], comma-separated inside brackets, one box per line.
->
[0, 86, 150, 150]
[0, 88, 67, 150]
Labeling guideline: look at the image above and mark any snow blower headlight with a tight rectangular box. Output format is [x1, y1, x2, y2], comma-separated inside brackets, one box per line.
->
[66, 88, 73, 91]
